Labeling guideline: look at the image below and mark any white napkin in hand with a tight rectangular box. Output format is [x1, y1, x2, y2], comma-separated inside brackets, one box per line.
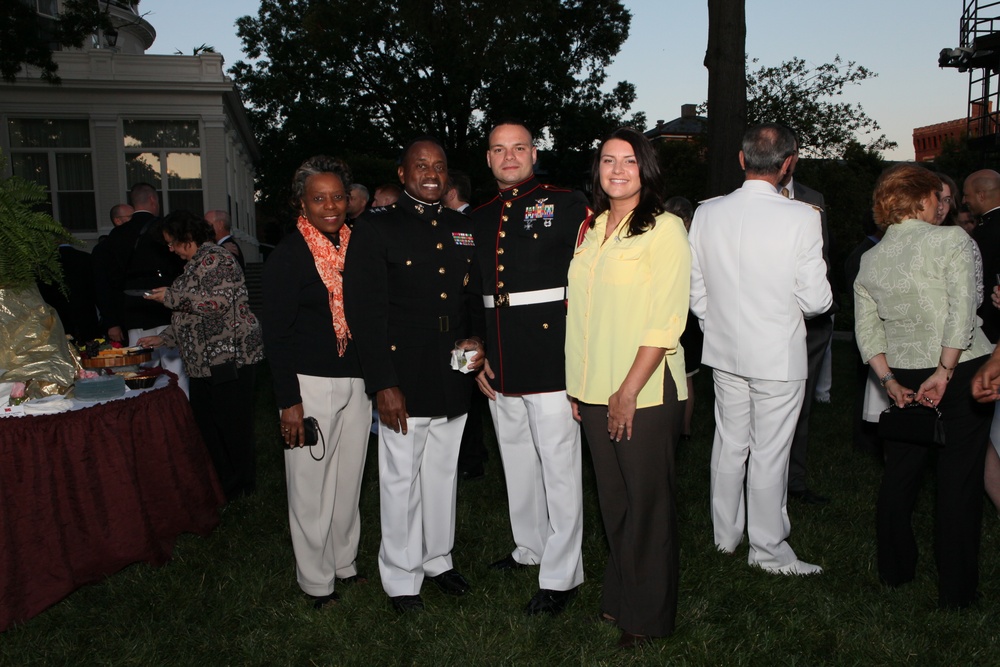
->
[450, 348, 479, 374]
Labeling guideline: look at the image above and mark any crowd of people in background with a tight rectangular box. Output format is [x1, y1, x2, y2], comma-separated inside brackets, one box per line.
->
[39, 118, 1000, 650]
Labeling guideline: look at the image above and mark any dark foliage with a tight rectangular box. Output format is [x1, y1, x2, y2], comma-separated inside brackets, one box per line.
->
[0, 0, 113, 84]
[231, 0, 643, 215]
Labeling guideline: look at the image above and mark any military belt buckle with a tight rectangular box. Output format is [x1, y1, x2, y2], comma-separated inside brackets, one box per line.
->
[439, 316, 450, 332]
[495, 292, 510, 308]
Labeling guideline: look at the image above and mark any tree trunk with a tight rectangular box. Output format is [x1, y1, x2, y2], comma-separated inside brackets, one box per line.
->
[704, 0, 746, 197]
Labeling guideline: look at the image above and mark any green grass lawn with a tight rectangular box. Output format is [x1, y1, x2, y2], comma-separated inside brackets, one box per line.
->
[4, 340, 999, 666]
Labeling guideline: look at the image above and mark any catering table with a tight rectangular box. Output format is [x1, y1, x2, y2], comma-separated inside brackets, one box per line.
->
[0, 371, 225, 632]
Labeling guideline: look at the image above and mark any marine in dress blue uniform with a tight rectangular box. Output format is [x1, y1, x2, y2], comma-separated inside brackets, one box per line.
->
[469, 122, 590, 614]
[344, 139, 483, 611]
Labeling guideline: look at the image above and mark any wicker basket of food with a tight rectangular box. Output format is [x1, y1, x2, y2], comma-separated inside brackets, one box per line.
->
[79, 342, 153, 369]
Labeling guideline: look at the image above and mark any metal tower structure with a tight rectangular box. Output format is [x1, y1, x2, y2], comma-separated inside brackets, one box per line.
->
[941, 1, 1000, 149]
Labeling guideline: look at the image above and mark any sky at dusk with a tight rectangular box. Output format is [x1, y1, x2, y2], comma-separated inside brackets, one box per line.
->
[143, 0, 971, 161]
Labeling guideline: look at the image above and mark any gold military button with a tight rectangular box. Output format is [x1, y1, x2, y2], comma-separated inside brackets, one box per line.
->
[497, 281, 505, 289]
[502, 215, 508, 222]
[405, 260, 412, 266]
[512, 188, 519, 196]
[499, 231, 506, 238]
[505, 202, 512, 209]
[497, 248, 504, 255]
[436, 243, 443, 250]
[431, 220, 438, 226]
[440, 292, 448, 300]
[542, 323, 549, 329]
[390, 344, 397, 351]
[498, 264, 505, 272]
[438, 267, 446, 274]
[533, 233, 538, 239]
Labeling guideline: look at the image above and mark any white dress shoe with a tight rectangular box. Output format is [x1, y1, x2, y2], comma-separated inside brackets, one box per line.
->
[761, 559, 823, 576]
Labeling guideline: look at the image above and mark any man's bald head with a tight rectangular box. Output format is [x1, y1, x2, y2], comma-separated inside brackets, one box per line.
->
[963, 169, 1000, 216]
[109, 204, 134, 227]
[205, 210, 231, 241]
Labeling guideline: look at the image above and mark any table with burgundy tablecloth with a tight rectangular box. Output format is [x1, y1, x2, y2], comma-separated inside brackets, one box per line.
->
[0, 371, 225, 632]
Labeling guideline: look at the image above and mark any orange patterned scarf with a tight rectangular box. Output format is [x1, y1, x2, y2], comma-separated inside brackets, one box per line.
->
[297, 216, 351, 356]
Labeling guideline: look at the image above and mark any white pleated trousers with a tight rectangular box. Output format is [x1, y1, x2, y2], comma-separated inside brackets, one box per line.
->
[285, 375, 371, 596]
[709, 369, 805, 569]
[490, 390, 584, 591]
[377, 413, 466, 597]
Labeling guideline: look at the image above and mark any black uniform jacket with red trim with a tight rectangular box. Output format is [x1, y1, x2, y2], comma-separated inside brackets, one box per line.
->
[344, 193, 483, 418]
[469, 176, 591, 394]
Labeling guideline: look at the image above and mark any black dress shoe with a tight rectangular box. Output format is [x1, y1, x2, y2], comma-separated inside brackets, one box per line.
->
[488, 554, 529, 571]
[337, 573, 368, 586]
[789, 488, 830, 505]
[427, 569, 470, 596]
[309, 591, 340, 609]
[524, 587, 578, 616]
[390, 594, 424, 613]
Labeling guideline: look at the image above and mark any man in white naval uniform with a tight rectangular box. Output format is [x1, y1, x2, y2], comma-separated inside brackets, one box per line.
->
[688, 123, 832, 575]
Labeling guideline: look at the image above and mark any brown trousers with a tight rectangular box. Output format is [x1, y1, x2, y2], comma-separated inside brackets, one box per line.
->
[578, 374, 682, 637]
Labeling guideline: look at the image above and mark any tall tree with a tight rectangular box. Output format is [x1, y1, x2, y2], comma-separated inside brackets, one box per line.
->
[232, 0, 642, 209]
[0, 0, 114, 83]
[704, 0, 746, 197]
[746, 56, 895, 158]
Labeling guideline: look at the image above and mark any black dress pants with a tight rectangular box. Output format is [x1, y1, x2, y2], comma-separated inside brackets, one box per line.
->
[876, 357, 992, 608]
[189, 363, 258, 501]
[578, 374, 681, 637]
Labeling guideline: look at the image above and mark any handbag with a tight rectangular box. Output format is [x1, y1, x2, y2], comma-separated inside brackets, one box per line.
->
[283, 416, 326, 461]
[877, 402, 945, 447]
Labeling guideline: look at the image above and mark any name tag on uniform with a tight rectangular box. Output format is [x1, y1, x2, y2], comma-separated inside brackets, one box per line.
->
[452, 232, 474, 246]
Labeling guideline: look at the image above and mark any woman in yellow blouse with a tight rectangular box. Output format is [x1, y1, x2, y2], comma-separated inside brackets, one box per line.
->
[565, 128, 689, 648]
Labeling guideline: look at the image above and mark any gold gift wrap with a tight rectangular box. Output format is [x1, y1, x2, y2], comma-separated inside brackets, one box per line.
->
[0, 285, 77, 395]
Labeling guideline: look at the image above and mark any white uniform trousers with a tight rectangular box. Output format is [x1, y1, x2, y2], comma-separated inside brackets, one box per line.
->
[709, 369, 805, 569]
[490, 390, 584, 591]
[378, 413, 466, 597]
[129, 325, 189, 397]
[284, 375, 371, 596]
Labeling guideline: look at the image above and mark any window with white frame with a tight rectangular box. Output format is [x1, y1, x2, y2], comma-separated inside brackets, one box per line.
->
[8, 118, 97, 232]
[31, 0, 59, 18]
[123, 119, 203, 214]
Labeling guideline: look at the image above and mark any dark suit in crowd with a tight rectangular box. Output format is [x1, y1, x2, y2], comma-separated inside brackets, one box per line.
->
[37, 244, 101, 342]
[104, 211, 184, 332]
[787, 179, 837, 499]
[973, 208, 1000, 343]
